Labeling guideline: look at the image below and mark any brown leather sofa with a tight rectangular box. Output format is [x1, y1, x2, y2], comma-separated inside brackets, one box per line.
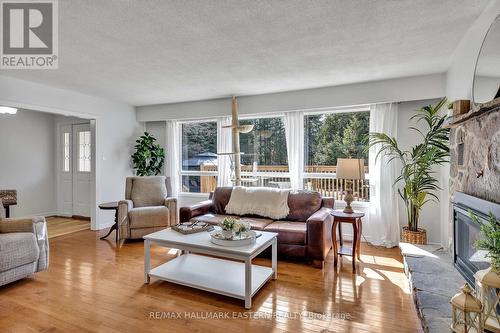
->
[180, 187, 334, 267]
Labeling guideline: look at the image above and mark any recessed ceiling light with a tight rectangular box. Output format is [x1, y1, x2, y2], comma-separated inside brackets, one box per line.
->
[0, 106, 17, 114]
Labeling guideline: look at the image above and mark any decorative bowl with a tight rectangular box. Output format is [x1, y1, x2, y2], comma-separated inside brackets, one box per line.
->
[210, 230, 257, 247]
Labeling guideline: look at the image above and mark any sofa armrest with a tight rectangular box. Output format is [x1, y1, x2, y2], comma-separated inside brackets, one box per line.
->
[321, 197, 335, 209]
[179, 200, 213, 222]
[306, 207, 333, 261]
[164, 197, 178, 226]
[118, 200, 133, 224]
[0, 218, 35, 233]
[33, 217, 49, 271]
[118, 200, 134, 240]
[0, 217, 48, 271]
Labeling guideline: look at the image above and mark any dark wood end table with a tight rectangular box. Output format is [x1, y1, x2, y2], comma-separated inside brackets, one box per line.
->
[330, 209, 365, 272]
[99, 201, 119, 242]
[0, 189, 17, 218]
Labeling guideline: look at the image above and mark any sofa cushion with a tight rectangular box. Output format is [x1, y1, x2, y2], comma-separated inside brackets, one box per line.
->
[129, 206, 169, 228]
[191, 214, 274, 231]
[285, 191, 322, 221]
[212, 187, 233, 214]
[264, 221, 307, 245]
[131, 177, 167, 207]
[0, 232, 39, 272]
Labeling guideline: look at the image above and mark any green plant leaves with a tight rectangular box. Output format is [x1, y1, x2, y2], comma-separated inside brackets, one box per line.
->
[131, 131, 165, 176]
[471, 211, 500, 273]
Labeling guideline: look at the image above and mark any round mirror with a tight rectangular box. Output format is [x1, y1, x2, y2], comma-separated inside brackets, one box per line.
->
[473, 14, 500, 106]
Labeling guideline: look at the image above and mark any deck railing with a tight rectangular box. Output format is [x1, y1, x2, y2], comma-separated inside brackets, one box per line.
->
[198, 164, 370, 201]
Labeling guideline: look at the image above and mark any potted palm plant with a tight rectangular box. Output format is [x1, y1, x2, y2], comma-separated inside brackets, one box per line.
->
[369, 98, 450, 244]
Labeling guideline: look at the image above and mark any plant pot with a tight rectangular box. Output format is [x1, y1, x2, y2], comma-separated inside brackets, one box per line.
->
[401, 227, 427, 245]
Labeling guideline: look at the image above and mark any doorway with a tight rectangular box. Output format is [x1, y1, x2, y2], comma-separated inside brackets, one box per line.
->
[57, 122, 93, 219]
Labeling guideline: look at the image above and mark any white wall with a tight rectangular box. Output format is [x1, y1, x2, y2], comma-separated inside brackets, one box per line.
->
[397, 99, 446, 245]
[0, 109, 57, 217]
[447, 0, 500, 100]
[0, 76, 142, 230]
[137, 73, 446, 121]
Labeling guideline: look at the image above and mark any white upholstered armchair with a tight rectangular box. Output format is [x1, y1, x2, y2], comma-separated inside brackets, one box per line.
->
[118, 176, 177, 240]
[0, 203, 49, 286]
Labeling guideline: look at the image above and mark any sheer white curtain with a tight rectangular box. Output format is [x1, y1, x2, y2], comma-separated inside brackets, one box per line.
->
[217, 116, 232, 187]
[366, 103, 400, 248]
[165, 120, 180, 197]
[284, 111, 304, 190]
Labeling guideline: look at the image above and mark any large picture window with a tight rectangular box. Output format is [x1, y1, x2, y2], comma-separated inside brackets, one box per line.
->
[180, 121, 217, 193]
[304, 111, 370, 201]
[176, 109, 370, 201]
[239, 117, 290, 188]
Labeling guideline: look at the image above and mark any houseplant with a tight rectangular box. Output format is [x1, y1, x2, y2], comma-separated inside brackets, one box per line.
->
[131, 132, 165, 176]
[369, 98, 450, 244]
[471, 211, 500, 331]
[220, 217, 251, 239]
[473, 212, 500, 273]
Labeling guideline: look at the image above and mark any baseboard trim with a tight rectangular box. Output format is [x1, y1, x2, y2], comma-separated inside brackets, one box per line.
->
[71, 215, 91, 221]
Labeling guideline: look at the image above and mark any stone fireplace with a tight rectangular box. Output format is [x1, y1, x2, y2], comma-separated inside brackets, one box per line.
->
[449, 107, 500, 282]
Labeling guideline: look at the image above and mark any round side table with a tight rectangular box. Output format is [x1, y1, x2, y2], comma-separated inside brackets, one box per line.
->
[99, 201, 119, 242]
[330, 209, 365, 272]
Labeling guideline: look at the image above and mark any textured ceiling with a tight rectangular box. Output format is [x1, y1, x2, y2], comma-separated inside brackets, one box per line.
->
[0, 0, 490, 106]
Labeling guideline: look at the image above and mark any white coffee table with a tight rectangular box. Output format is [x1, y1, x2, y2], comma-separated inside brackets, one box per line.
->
[143, 228, 278, 308]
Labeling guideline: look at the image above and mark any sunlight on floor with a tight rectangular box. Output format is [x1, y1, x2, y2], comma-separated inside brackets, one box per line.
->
[167, 248, 178, 255]
[363, 267, 385, 280]
[399, 243, 439, 258]
[355, 275, 366, 286]
[359, 254, 403, 268]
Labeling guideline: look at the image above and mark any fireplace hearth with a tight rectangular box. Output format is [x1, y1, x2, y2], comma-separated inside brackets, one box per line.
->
[453, 192, 500, 285]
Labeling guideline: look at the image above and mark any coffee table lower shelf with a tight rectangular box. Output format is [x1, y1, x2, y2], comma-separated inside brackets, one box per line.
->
[148, 254, 274, 302]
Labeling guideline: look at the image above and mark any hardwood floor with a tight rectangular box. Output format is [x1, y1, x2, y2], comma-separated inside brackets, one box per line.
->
[0, 229, 423, 333]
[46, 217, 90, 238]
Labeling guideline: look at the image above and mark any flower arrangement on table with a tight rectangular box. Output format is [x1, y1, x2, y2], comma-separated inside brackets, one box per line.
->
[219, 217, 251, 239]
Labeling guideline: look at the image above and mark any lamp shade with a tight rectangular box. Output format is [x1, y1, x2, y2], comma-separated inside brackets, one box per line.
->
[336, 158, 365, 180]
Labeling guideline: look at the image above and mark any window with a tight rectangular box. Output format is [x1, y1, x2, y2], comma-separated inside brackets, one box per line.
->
[239, 117, 290, 188]
[180, 121, 217, 193]
[63, 132, 70, 172]
[78, 131, 91, 172]
[175, 109, 370, 199]
[304, 111, 370, 201]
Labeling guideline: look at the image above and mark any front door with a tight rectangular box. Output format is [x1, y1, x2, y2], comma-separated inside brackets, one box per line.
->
[72, 123, 92, 217]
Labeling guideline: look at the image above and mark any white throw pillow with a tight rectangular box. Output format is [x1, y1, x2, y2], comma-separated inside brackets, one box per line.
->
[225, 186, 290, 220]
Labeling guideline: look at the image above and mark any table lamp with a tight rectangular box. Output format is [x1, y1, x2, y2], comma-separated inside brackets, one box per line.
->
[336, 158, 365, 214]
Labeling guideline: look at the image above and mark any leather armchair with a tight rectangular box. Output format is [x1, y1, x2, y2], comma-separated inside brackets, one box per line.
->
[118, 176, 177, 240]
[0, 203, 49, 286]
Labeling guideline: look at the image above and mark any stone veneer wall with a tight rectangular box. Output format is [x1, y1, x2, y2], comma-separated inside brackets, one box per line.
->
[448, 108, 500, 248]
[449, 108, 500, 204]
